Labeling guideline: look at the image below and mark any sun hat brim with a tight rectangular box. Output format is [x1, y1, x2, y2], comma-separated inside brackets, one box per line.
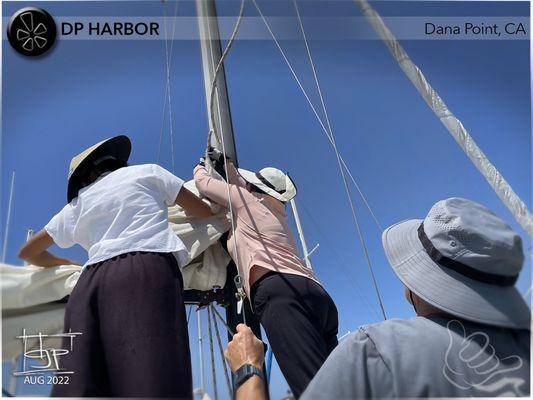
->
[238, 168, 297, 202]
[67, 135, 131, 202]
[382, 219, 530, 330]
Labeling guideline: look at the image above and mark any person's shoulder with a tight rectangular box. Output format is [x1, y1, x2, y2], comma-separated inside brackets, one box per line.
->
[357, 316, 449, 347]
[127, 163, 156, 172]
[120, 163, 168, 177]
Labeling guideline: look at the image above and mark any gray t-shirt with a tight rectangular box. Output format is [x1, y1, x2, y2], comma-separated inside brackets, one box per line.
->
[302, 316, 530, 399]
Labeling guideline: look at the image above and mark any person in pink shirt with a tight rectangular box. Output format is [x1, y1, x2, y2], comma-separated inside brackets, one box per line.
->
[194, 150, 338, 398]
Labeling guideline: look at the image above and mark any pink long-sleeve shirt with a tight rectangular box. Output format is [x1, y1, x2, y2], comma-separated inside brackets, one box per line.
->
[193, 163, 319, 297]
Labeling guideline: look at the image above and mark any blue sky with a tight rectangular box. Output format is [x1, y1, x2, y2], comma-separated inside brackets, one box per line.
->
[2, 0, 531, 398]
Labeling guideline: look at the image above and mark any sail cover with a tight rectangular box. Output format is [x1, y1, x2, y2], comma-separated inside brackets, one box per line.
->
[355, 0, 533, 235]
[1, 180, 231, 360]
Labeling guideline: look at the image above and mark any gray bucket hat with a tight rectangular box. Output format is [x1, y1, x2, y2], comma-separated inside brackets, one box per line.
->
[382, 197, 530, 330]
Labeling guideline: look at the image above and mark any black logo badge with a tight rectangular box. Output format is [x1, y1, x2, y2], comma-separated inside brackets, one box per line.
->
[7, 7, 57, 57]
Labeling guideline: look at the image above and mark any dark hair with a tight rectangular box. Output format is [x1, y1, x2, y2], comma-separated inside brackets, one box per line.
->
[248, 183, 287, 204]
[248, 183, 268, 196]
[79, 156, 128, 191]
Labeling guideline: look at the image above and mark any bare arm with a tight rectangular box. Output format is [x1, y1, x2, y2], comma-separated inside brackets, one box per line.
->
[224, 324, 267, 400]
[235, 375, 265, 400]
[18, 229, 81, 267]
[175, 186, 213, 218]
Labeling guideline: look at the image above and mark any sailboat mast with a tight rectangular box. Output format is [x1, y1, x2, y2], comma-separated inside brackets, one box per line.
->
[195, 0, 238, 164]
[195, 0, 261, 344]
[2, 170, 15, 263]
[290, 199, 314, 270]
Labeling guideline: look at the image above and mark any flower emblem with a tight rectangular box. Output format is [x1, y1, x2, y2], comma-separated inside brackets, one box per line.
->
[16, 12, 48, 52]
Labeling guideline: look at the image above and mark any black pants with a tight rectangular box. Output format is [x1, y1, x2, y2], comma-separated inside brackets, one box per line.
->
[51, 252, 192, 398]
[251, 273, 339, 398]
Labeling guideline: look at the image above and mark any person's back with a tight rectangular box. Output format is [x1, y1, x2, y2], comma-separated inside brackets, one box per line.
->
[62, 163, 188, 266]
[303, 315, 529, 398]
[194, 157, 339, 397]
[302, 197, 531, 399]
[19, 136, 213, 397]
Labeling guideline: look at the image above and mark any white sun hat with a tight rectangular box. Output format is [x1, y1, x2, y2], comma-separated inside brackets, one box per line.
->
[382, 197, 530, 330]
[237, 167, 297, 202]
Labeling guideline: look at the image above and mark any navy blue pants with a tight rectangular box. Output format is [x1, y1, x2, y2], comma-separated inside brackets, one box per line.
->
[51, 252, 192, 398]
[251, 273, 339, 398]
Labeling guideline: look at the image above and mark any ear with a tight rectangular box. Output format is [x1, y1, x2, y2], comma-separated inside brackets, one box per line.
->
[404, 286, 413, 304]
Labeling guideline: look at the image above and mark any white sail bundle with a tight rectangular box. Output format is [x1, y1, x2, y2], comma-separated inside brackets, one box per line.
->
[355, 0, 533, 236]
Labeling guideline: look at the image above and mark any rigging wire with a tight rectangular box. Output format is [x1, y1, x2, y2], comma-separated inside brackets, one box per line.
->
[292, 0, 386, 320]
[253, 0, 387, 319]
[158, 0, 179, 172]
[251, 0, 381, 234]
[207, 307, 219, 400]
[340, 158, 384, 232]
[211, 305, 233, 398]
[211, 304, 236, 336]
[298, 197, 382, 321]
[186, 304, 193, 326]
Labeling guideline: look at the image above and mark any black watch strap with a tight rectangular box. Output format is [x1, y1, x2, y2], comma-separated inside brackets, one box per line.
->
[233, 364, 264, 389]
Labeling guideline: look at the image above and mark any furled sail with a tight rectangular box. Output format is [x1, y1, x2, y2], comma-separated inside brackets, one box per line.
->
[355, 0, 533, 235]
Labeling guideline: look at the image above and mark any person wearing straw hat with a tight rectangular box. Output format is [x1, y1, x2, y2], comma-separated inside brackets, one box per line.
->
[301, 197, 530, 398]
[19, 135, 212, 398]
[194, 150, 338, 398]
[222, 197, 530, 400]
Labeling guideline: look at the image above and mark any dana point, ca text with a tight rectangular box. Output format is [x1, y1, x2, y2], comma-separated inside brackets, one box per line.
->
[425, 22, 527, 37]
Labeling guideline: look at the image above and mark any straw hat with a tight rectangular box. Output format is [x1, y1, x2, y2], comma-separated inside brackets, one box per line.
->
[238, 167, 297, 202]
[67, 135, 131, 202]
[382, 197, 530, 330]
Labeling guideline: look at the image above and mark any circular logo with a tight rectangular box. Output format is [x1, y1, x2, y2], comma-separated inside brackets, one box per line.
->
[7, 7, 57, 57]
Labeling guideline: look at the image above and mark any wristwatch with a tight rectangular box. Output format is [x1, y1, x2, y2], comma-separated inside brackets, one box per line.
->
[233, 364, 264, 389]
